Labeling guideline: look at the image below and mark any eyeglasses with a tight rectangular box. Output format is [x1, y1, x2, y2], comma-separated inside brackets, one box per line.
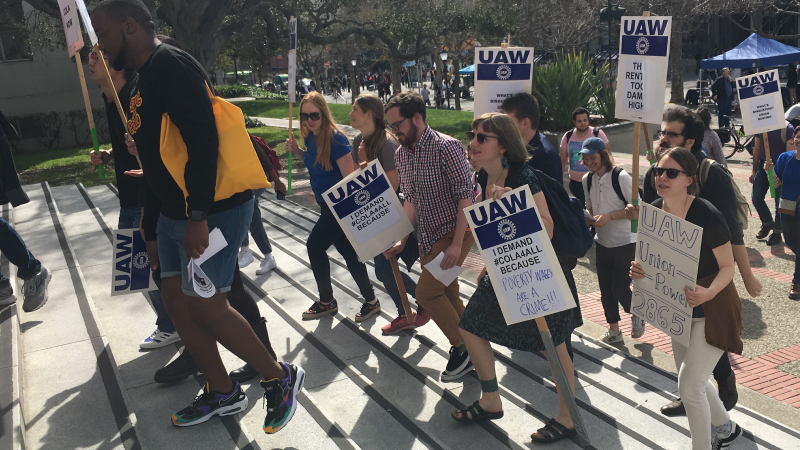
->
[388, 117, 408, 131]
[466, 131, 499, 144]
[657, 130, 684, 139]
[655, 167, 688, 179]
[300, 112, 321, 121]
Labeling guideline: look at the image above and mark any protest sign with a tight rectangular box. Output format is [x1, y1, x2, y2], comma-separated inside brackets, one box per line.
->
[57, 0, 83, 56]
[465, 186, 575, 325]
[288, 16, 297, 104]
[111, 229, 155, 296]
[737, 69, 784, 136]
[631, 203, 702, 347]
[614, 16, 672, 124]
[473, 47, 534, 118]
[323, 160, 413, 263]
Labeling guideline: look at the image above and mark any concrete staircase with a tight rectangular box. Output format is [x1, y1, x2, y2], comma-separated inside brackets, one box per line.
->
[1, 182, 799, 449]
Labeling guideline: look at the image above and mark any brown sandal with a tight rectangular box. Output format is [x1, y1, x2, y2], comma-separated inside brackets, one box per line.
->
[531, 418, 577, 443]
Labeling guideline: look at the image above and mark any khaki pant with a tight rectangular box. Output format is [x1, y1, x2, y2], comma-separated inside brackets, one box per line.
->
[417, 232, 475, 347]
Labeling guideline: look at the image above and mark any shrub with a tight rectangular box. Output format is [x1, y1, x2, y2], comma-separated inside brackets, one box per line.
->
[243, 115, 262, 128]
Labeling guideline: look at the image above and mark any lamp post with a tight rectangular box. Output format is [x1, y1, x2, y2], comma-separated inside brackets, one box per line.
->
[350, 59, 358, 98]
[439, 49, 450, 109]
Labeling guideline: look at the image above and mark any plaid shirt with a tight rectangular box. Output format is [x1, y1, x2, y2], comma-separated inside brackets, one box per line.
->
[396, 126, 474, 256]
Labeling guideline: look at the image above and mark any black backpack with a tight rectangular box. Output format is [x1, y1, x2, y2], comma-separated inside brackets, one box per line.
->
[586, 167, 643, 208]
[566, 127, 600, 142]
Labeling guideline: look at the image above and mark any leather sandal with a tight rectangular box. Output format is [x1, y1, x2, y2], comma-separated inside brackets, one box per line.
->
[451, 400, 504, 423]
[531, 418, 577, 443]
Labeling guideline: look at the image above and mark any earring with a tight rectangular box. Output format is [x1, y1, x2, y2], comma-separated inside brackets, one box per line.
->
[501, 156, 508, 169]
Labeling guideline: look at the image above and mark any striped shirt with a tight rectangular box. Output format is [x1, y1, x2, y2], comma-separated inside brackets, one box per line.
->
[395, 126, 474, 256]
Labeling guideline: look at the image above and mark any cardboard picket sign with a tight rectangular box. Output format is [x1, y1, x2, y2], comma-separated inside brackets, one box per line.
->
[56, 0, 84, 56]
[631, 203, 702, 348]
[323, 160, 414, 263]
[111, 229, 156, 296]
[465, 185, 575, 325]
[288, 16, 297, 103]
[473, 47, 534, 118]
[737, 69, 785, 136]
[615, 16, 672, 124]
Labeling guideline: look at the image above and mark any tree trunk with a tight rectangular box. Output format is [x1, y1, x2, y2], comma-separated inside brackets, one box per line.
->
[436, 61, 444, 109]
[452, 60, 461, 111]
[669, 18, 684, 104]
[391, 58, 403, 95]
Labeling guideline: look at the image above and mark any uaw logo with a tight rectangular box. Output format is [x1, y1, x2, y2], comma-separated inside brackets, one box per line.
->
[498, 219, 517, 241]
[737, 72, 780, 100]
[132, 252, 149, 270]
[753, 85, 765, 96]
[636, 37, 650, 55]
[496, 65, 512, 80]
[354, 190, 371, 206]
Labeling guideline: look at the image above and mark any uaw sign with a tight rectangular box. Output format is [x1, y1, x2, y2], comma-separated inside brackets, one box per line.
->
[323, 160, 413, 262]
[615, 17, 672, 124]
[473, 47, 534, 118]
[632, 203, 701, 348]
[737, 69, 785, 136]
[465, 186, 575, 325]
[111, 229, 156, 296]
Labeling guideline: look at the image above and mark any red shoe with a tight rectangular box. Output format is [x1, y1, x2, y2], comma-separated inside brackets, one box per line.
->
[414, 307, 431, 327]
[381, 315, 415, 335]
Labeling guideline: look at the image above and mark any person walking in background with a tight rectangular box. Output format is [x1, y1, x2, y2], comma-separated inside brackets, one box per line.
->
[774, 127, 800, 300]
[560, 107, 610, 207]
[500, 93, 562, 183]
[711, 68, 734, 128]
[284, 92, 378, 321]
[787, 63, 797, 106]
[695, 106, 727, 166]
[751, 121, 793, 246]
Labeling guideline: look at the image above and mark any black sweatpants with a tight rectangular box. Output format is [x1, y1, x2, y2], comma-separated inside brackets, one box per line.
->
[596, 242, 635, 325]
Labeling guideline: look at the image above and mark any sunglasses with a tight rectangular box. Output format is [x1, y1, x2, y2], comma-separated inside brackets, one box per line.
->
[655, 167, 688, 179]
[466, 131, 499, 144]
[300, 112, 321, 121]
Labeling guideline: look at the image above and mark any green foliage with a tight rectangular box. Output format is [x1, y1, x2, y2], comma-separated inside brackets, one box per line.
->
[243, 115, 263, 128]
[217, 84, 288, 100]
[532, 52, 609, 130]
[14, 144, 115, 188]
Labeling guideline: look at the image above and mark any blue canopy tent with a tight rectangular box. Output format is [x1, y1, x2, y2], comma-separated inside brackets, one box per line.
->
[459, 65, 475, 74]
[702, 33, 800, 69]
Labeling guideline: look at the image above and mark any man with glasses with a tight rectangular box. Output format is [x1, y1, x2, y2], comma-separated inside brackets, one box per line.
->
[499, 93, 562, 183]
[628, 106, 762, 417]
[384, 91, 476, 381]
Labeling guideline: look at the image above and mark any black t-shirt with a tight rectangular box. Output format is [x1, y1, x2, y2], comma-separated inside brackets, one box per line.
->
[105, 77, 140, 208]
[128, 44, 250, 221]
[652, 197, 731, 317]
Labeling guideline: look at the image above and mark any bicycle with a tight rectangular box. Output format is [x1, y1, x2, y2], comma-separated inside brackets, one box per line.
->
[713, 116, 755, 159]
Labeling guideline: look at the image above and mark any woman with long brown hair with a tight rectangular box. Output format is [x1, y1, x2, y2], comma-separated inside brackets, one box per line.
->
[349, 94, 431, 331]
[285, 92, 377, 321]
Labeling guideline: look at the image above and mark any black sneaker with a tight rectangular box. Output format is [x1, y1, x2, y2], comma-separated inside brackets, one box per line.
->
[713, 422, 742, 450]
[756, 224, 772, 239]
[262, 362, 305, 434]
[355, 300, 381, 322]
[766, 232, 783, 246]
[154, 349, 201, 383]
[0, 278, 14, 306]
[22, 266, 51, 312]
[302, 300, 338, 320]
[171, 382, 248, 426]
[441, 346, 474, 381]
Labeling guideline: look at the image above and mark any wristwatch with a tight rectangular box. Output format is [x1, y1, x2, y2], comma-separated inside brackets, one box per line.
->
[189, 210, 208, 221]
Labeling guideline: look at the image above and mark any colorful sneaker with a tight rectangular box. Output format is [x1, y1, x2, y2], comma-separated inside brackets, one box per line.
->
[441, 346, 474, 381]
[172, 382, 248, 427]
[302, 300, 338, 320]
[381, 315, 416, 335]
[262, 362, 305, 434]
[140, 328, 181, 349]
[238, 247, 255, 268]
[22, 266, 51, 312]
[631, 316, 646, 338]
[414, 307, 431, 327]
[355, 300, 381, 322]
[713, 421, 742, 450]
[601, 329, 624, 344]
[256, 254, 277, 275]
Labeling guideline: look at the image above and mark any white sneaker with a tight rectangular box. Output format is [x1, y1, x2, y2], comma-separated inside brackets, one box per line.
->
[140, 328, 180, 349]
[238, 247, 254, 268]
[631, 315, 646, 338]
[256, 254, 277, 275]
[601, 329, 624, 344]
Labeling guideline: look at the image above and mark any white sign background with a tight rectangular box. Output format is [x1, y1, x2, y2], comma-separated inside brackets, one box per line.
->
[111, 229, 156, 296]
[736, 69, 786, 136]
[631, 203, 702, 347]
[323, 160, 414, 262]
[465, 186, 575, 325]
[57, 0, 84, 56]
[288, 17, 297, 103]
[614, 17, 672, 124]
[473, 47, 534, 118]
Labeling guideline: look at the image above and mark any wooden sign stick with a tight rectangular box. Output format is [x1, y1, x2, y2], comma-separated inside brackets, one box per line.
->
[534, 317, 590, 446]
[631, 121, 642, 232]
[94, 45, 143, 170]
[74, 55, 106, 179]
[642, 122, 654, 164]
[761, 132, 776, 198]
[389, 256, 416, 322]
[287, 102, 294, 195]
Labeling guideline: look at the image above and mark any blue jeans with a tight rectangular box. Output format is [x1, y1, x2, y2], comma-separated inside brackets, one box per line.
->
[158, 198, 254, 297]
[752, 161, 782, 232]
[374, 254, 417, 315]
[782, 209, 800, 283]
[569, 179, 586, 208]
[718, 99, 732, 127]
[241, 189, 272, 255]
[0, 217, 40, 281]
[118, 207, 175, 333]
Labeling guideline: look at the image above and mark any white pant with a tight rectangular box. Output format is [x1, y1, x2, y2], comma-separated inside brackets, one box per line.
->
[672, 318, 731, 450]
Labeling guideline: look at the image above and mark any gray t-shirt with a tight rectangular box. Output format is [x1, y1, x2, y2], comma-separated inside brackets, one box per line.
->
[352, 132, 399, 172]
